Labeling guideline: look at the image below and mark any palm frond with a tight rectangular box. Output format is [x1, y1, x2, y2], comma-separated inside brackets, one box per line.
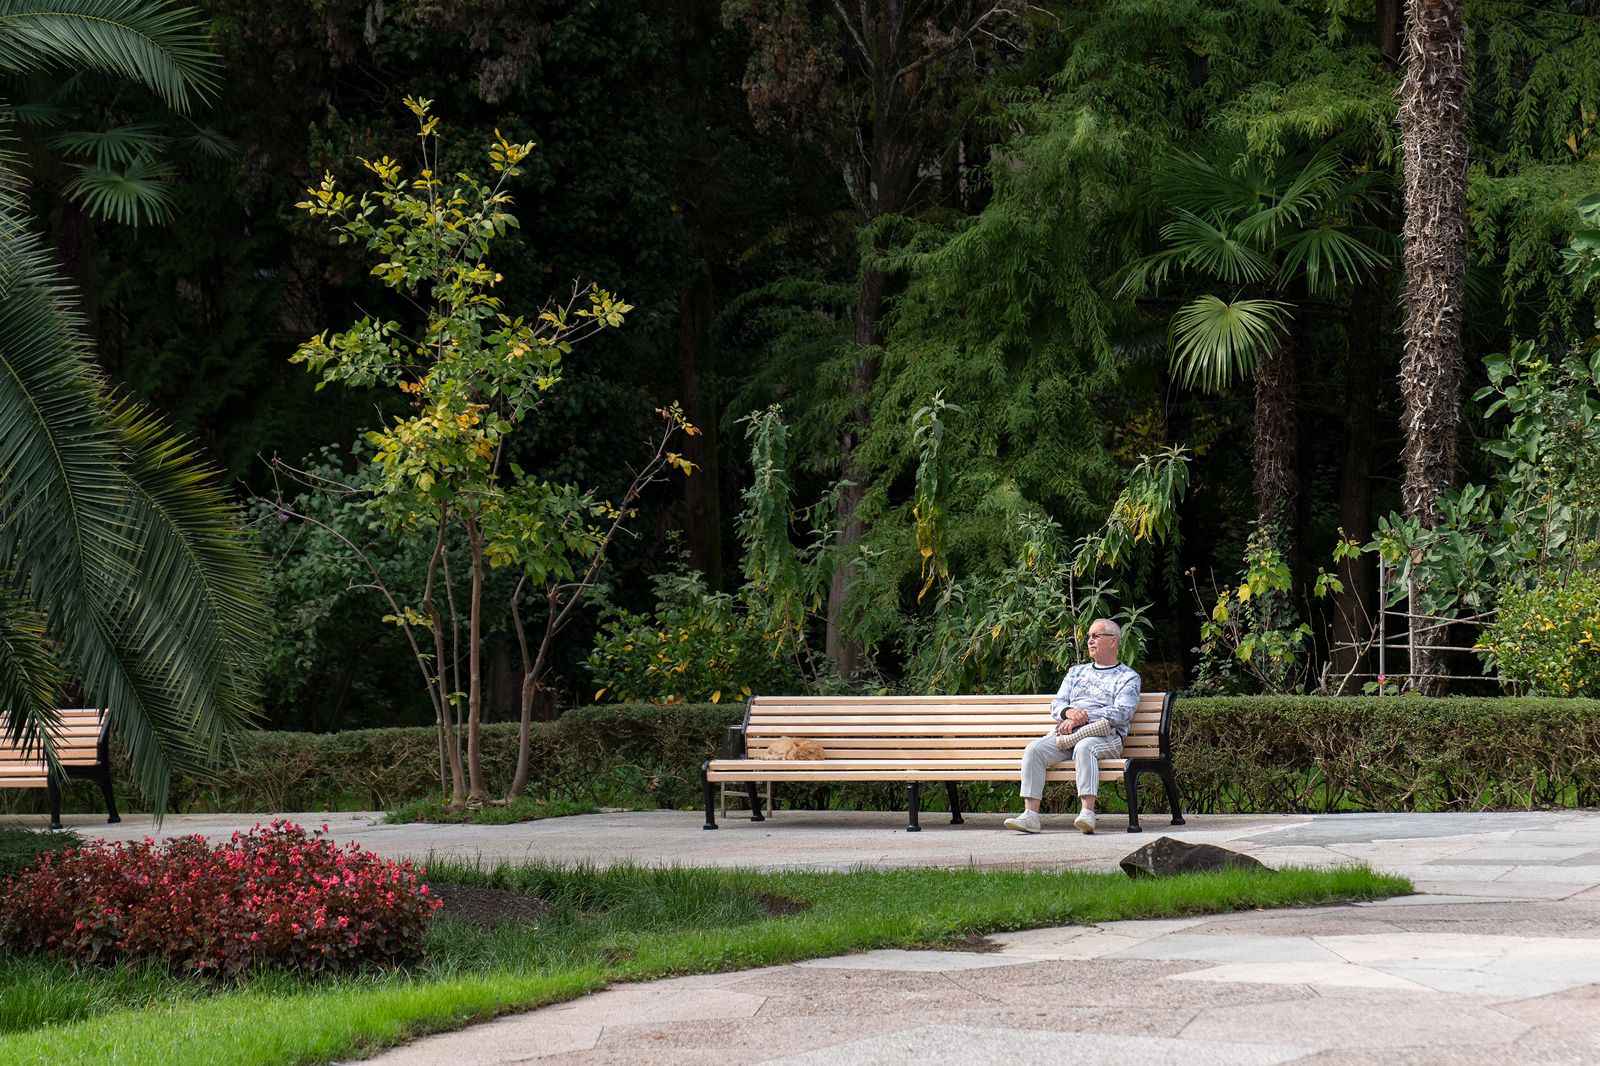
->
[107, 397, 267, 768]
[1112, 246, 1185, 297]
[6, 98, 70, 126]
[1158, 209, 1273, 286]
[1277, 224, 1389, 298]
[0, 212, 134, 755]
[0, 576, 64, 753]
[60, 154, 174, 225]
[1169, 295, 1292, 392]
[1232, 148, 1340, 249]
[50, 121, 166, 165]
[0, 209, 265, 810]
[174, 120, 237, 161]
[0, 0, 219, 111]
[1158, 149, 1266, 219]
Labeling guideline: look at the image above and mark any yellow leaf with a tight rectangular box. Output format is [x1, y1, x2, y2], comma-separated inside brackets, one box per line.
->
[594, 688, 607, 700]
[1567, 132, 1580, 154]
[711, 690, 722, 703]
[1237, 583, 1252, 602]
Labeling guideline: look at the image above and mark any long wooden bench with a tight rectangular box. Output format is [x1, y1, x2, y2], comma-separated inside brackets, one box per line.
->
[0, 709, 121, 830]
[701, 692, 1183, 833]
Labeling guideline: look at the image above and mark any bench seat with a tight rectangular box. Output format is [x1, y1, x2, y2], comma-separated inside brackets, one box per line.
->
[702, 692, 1184, 833]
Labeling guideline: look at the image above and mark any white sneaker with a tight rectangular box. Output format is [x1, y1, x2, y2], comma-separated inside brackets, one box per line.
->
[1074, 809, 1097, 834]
[1003, 810, 1041, 834]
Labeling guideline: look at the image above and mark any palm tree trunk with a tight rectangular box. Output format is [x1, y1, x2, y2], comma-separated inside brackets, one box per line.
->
[1398, 0, 1469, 695]
[1251, 340, 1298, 534]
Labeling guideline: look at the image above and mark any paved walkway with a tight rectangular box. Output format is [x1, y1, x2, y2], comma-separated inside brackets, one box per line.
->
[27, 808, 1600, 1064]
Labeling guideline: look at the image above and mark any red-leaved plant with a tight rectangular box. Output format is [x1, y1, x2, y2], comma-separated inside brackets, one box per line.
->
[0, 821, 441, 976]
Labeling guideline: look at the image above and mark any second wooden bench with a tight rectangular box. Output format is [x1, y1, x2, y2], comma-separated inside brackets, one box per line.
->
[0, 708, 121, 831]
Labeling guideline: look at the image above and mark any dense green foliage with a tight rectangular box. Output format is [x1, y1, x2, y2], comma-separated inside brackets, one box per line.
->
[18, 0, 1600, 732]
[0, 859, 1404, 1063]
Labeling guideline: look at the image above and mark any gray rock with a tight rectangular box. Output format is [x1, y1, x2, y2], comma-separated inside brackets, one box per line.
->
[1120, 836, 1268, 878]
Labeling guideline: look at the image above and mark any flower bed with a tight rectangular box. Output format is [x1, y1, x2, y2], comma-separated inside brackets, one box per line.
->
[0, 821, 440, 975]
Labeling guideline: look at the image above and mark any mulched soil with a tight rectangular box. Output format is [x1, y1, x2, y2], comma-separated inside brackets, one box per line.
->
[426, 882, 552, 930]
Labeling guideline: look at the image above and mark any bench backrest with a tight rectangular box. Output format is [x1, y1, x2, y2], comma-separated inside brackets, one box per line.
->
[0, 709, 112, 784]
[740, 692, 1171, 763]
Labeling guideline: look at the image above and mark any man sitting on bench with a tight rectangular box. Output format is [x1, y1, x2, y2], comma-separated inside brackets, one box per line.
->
[1004, 618, 1141, 835]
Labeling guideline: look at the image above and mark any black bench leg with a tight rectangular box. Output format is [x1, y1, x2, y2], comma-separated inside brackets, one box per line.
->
[1125, 769, 1143, 833]
[748, 782, 765, 822]
[906, 782, 921, 832]
[945, 781, 964, 825]
[47, 776, 63, 831]
[701, 764, 717, 830]
[1161, 764, 1186, 826]
[97, 766, 120, 824]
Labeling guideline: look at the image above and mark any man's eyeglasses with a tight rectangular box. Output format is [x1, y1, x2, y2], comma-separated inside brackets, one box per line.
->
[1087, 633, 1116, 642]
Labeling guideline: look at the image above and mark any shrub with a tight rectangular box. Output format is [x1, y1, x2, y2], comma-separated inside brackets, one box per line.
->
[1477, 568, 1600, 696]
[0, 821, 440, 976]
[587, 570, 805, 704]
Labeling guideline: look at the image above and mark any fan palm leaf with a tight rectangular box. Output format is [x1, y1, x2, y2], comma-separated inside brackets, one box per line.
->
[1157, 209, 1273, 286]
[60, 154, 175, 225]
[1278, 224, 1391, 298]
[1169, 294, 1292, 392]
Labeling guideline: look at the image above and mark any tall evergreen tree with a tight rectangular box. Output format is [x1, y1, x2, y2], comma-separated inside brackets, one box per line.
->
[723, 0, 1028, 675]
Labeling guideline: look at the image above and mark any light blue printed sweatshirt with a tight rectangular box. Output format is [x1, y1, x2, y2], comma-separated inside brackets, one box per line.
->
[1047, 662, 1142, 738]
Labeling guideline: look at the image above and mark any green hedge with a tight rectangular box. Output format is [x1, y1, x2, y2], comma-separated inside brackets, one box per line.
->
[0, 704, 740, 816]
[1171, 695, 1600, 814]
[5, 696, 1598, 817]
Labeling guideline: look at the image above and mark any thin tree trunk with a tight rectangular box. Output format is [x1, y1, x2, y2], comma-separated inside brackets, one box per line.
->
[825, 267, 884, 677]
[824, 46, 917, 678]
[678, 264, 723, 584]
[465, 517, 487, 805]
[1330, 282, 1383, 684]
[1377, 0, 1403, 64]
[1398, 0, 1469, 695]
[1251, 339, 1298, 533]
[509, 577, 537, 800]
[425, 518, 465, 805]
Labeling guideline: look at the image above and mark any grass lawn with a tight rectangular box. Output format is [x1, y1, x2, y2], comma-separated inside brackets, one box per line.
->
[0, 859, 1410, 1065]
